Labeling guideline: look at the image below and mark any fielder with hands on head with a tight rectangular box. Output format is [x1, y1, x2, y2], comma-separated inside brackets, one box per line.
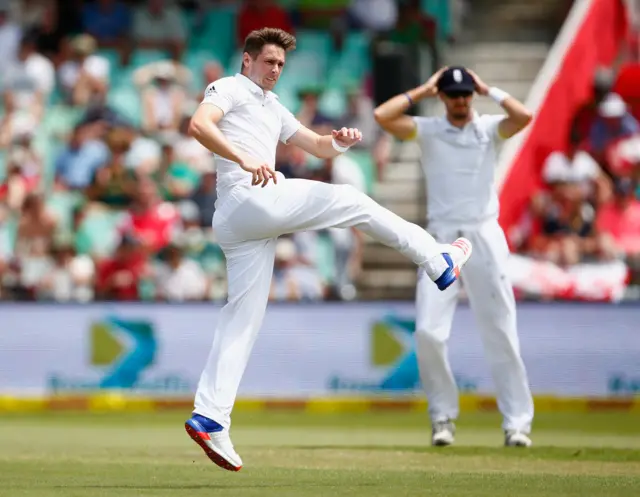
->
[183, 30, 473, 472]
[374, 66, 535, 447]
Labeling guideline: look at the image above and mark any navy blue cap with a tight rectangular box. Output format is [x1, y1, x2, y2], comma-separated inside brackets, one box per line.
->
[437, 66, 475, 93]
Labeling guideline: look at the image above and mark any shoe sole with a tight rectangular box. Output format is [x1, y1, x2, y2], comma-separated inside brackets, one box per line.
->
[432, 439, 454, 447]
[184, 422, 242, 472]
[505, 441, 532, 448]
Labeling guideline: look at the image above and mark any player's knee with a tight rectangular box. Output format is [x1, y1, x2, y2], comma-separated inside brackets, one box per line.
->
[336, 183, 364, 202]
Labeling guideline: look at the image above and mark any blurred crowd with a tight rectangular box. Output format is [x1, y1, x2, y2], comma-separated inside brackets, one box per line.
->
[512, 66, 640, 282]
[0, 0, 457, 302]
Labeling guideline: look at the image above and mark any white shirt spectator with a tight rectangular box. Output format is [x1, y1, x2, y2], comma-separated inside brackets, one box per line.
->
[349, 0, 398, 31]
[200, 73, 302, 196]
[0, 13, 20, 65]
[543, 150, 600, 183]
[413, 111, 504, 228]
[158, 258, 207, 301]
[133, 5, 186, 42]
[125, 135, 161, 171]
[174, 135, 214, 172]
[38, 254, 95, 302]
[58, 55, 110, 93]
[4, 52, 55, 106]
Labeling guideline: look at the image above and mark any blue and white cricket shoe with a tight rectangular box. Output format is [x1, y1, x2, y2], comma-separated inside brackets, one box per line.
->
[185, 414, 243, 471]
[434, 237, 473, 291]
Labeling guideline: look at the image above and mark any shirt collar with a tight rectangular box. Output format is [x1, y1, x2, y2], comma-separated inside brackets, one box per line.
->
[235, 73, 279, 100]
[442, 110, 480, 133]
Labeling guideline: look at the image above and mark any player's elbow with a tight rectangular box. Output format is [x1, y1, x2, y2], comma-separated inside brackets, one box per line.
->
[522, 110, 533, 127]
[373, 108, 387, 125]
[187, 117, 204, 139]
[373, 112, 394, 135]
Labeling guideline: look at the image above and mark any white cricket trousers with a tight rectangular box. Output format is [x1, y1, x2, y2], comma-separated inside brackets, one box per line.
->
[415, 219, 534, 433]
[194, 176, 442, 428]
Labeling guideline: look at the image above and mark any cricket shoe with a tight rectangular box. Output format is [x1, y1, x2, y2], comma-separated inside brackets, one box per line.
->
[432, 420, 456, 446]
[434, 237, 473, 291]
[185, 414, 243, 471]
[504, 430, 532, 447]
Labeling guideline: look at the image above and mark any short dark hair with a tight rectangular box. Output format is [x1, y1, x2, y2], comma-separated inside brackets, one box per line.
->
[242, 27, 296, 59]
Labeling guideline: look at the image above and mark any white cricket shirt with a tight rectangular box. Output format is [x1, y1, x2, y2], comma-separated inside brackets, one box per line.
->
[200, 73, 302, 196]
[413, 112, 505, 228]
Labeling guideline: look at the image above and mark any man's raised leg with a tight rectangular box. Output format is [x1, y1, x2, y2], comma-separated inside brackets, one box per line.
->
[226, 179, 472, 289]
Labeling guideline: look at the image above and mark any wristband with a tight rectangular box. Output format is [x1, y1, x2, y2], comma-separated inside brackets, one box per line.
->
[488, 86, 510, 104]
[331, 137, 350, 153]
[404, 92, 414, 106]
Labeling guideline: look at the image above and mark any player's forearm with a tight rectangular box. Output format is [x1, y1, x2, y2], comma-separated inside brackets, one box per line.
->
[314, 134, 342, 159]
[373, 85, 430, 122]
[488, 87, 533, 128]
[500, 96, 533, 128]
[188, 118, 244, 165]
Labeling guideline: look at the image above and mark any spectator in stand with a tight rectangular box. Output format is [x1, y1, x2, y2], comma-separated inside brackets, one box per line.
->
[121, 125, 162, 175]
[139, 63, 189, 136]
[0, 163, 28, 212]
[570, 67, 615, 144]
[596, 177, 640, 262]
[201, 61, 223, 91]
[58, 34, 110, 107]
[54, 123, 109, 191]
[6, 127, 41, 186]
[269, 237, 325, 302]
[172, 199, 226, 300]
[605, 132, 640, 179]
[173, 113, 215, 173]
[189, 163, 217, 228]
[296, 86, 332, 130]
[95, 234, 149, 301]
[155, 242, 207, 301]
[388, 0, 437, 62]
[0, 3, 21, 65]
[36, 237, 95, 302]
[3, 31, 55, 123]
[31, 0, 66, 64]
[133, 57, 192, 91]
[81, 0, 132, 65]
[542, 132, 610, 206]
[152, 135, 201, 201]
[237, 0, 293, 46]
[0, 136, 41, 211]
[589, 93, 640, 170]
[13, 0, 49, 30]
[85, 127, 137, 208]
[119, 178, 179, 254]
[340, 85, 391, 179]
[14, 193, 57, 261]
[347, 0, 397, 32]
[132, 0, 186, 61]
[529, 158, 617, 266]
[275, 141, 308, 179]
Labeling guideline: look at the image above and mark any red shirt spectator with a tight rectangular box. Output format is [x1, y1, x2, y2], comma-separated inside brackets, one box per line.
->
[96, 236, 148, 300]
[237, 0, 293, 45]
[123, 201, 179, 253]
[119, 178, 179, 254]
[596, 180, 640, 255]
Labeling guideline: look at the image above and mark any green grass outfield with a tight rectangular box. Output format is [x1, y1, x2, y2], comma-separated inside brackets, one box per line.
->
[1, 411, 639, 496]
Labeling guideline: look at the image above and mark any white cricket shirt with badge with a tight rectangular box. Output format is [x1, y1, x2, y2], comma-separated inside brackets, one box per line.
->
[412, 111, 505, 229]
[200, 73, 302, 196]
